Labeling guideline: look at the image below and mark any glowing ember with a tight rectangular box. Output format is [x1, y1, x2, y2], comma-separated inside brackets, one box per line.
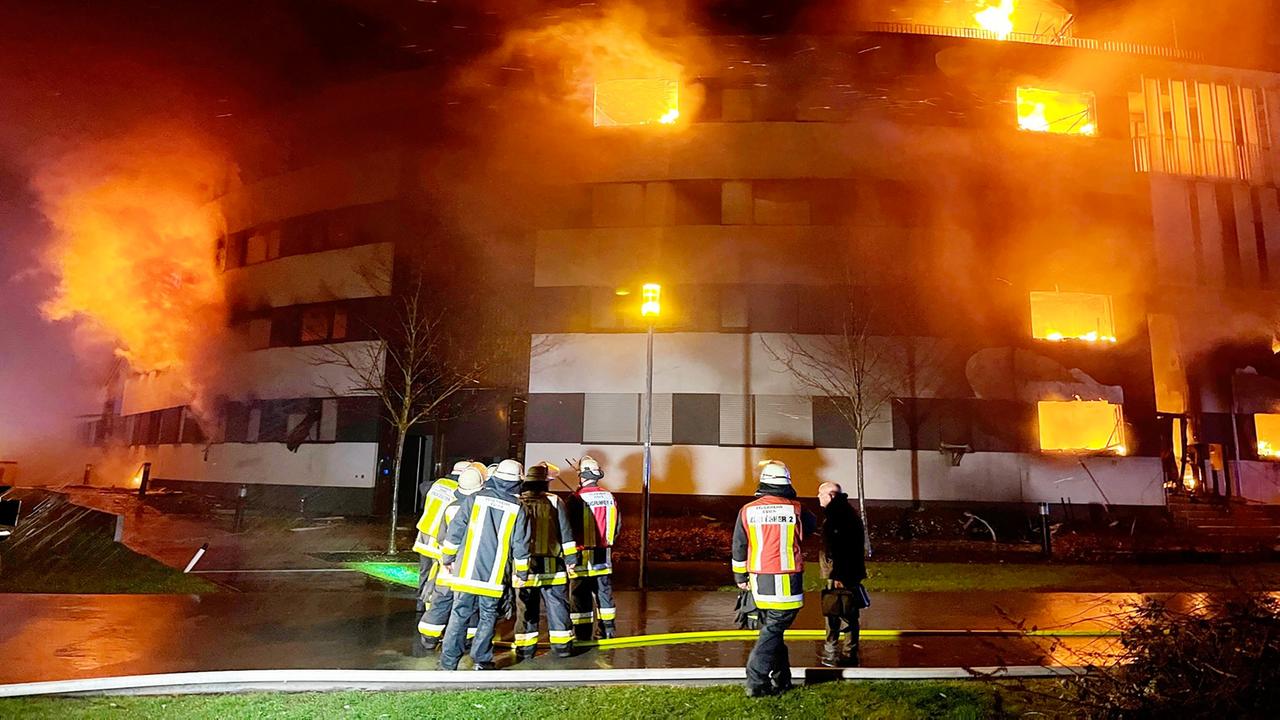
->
[37, 129, 231, 384]
[974, 0, 1015, 39]
[1256, 415, 1280, 459]
[1037, 400, 1126, 454]
[1017, 87, 1098, 136]
[1030, 291, 1117, 343]
[594, 78, 680, 127]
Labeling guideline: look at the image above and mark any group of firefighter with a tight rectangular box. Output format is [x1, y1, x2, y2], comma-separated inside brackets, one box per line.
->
[412, 456, 618, 671]
[410, 454, 867, 698]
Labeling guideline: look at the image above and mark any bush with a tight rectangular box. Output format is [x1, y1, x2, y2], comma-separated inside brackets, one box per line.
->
[1045, 594, 1280, 718]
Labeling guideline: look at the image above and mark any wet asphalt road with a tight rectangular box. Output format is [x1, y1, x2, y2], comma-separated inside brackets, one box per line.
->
[0, 589, 1169, 683]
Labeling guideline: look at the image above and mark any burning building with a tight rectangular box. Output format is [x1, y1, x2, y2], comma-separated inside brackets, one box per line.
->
[74, 2, 1280, 515]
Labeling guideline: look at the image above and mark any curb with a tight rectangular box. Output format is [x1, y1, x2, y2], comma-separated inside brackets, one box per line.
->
[0, 666, 1086, 698]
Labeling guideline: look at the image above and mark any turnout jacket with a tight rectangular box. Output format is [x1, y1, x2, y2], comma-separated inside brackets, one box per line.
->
[567, 484, 620, 576]
[413, 475, 459, 559]
[732, 487, 817, 610]
[439, 477, 531, 598]
[515, 485, 579, 587]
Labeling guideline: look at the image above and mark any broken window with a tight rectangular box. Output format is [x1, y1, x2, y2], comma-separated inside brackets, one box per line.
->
[1016, 87, 1097, 136]
[1037, 400, 1126, 454]
[1255, 414, 1280, 459]
[300, 307, 333, 343]
[593, 78, 680, 127]
[1029, 291, 1117, 343]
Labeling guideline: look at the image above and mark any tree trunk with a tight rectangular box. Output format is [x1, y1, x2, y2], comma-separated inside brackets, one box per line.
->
[855, 437, 872, 558]
[387, 427, 407, 554]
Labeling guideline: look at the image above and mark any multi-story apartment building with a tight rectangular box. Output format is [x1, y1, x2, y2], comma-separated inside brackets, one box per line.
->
[83, 5, 1280, 515]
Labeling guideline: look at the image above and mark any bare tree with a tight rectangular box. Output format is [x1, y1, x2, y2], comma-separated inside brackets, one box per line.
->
[312, 273, 488, 554]
[763, 288, 903, 556]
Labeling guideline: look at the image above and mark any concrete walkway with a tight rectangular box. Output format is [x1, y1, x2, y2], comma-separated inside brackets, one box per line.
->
[0, 588, 1156, 684]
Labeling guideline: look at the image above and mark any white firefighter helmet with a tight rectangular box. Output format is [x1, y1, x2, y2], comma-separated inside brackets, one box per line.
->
[493, 459, 523, 483]
[578, 455, 603, 484]
[759, 460, 791, 486]
[450, 460, 473, 476]
[457, 466, 486, 494]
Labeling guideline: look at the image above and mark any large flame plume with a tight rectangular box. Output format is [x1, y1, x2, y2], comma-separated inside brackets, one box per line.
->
[37, 128, 233, 398]
[475, 3, 696, 127]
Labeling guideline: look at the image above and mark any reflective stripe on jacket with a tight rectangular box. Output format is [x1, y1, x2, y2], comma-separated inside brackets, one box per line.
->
[732, 495, 805, 576]
[748, 571, 805, 610]
[515, 491, 579, 587]
[439, 481, 530, 598]
[413, 476, 459, 558]
[569, 485, 619, 576]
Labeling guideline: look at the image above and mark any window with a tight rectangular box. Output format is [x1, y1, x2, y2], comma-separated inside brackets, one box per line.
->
[594, 78, 679, 127]
[1016, 87, 1097, 136]
[1255, 414, 1280, 459]
[1029, 291, 1117, 343]
[299, 306, 349, 344]
[1037, 400, 1126, 454]
[1130, 78, 1271, 182]
[243, 226, 281, 265]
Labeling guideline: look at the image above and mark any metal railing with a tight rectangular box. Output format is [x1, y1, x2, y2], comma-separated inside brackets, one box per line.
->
[865, 22, 1204, 62]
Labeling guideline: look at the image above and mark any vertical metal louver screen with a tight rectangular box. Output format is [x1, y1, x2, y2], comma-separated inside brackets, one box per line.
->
[719, 395, 752, 445]
[583, 393, 640, 443]
[642, 393, 673, 444]
[754, 395, 814, 446]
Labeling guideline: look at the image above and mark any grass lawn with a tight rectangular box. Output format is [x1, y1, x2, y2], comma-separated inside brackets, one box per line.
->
[0, 550, 216, 594]
[849, 561, 1280, 593]
[0, 681, 1068, 720]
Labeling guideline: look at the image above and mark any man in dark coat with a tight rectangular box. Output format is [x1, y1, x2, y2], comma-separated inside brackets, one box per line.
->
[818, 481, 867, 667]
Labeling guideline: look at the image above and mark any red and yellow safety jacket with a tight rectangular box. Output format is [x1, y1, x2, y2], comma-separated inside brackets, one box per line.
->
[731, 494, 815, 610]
[568, 484, 620, 577]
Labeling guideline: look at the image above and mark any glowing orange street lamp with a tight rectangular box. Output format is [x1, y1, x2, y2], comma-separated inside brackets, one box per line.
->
[639, 282, 659, 589]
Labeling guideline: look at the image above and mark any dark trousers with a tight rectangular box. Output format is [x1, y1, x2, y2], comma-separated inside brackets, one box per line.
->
[416, 555, 435, 613]
[570, 574, 616, 640]
[514, 584, 574, 656]
[440, 591, 502, 669]
[746, 608, 799, 692]
[824, 607, 860, 663]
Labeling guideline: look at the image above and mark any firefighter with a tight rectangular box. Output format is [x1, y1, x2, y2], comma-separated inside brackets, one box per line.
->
[438, 458, 531, 671]
[416, 463, 487, 651]
[567, 455, 620, 640]
[732, 460, 817, 697]
[412, 460, 473, 613]
[512, 462, 578, 659]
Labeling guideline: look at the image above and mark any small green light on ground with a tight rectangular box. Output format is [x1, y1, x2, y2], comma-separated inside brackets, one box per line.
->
[348, 561, 418, 588]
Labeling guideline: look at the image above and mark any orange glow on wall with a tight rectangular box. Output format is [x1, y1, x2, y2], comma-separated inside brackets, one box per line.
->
[1256, 414, 1280, 459]
[1030, 291, 1116, 343]
[1038, 400, 1126, 454]
[594, 78, 679, 127]
[1017, 87, 1097, 136]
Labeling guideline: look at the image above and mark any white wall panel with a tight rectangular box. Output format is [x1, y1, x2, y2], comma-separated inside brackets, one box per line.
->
[225, 242, 393, 309]
[1149, 176, 1197, 281]
[1236, 461, 1280, 503]
[524, 442, 1164, 505]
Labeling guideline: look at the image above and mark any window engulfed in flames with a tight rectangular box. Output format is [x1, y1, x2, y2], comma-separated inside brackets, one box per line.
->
[1255, 414, 1280, 460]
[1030, 291, 1116, 343]
[593, 78, 679, 127]
[1017, 87, 1097, 136]
[1037, 400, 1126, 455]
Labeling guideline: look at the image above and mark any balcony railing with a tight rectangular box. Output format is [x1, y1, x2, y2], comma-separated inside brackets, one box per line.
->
[865, 22, 1204, 62]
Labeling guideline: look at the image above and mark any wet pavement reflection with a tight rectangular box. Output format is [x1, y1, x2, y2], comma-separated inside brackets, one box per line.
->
[0, 589, 1162, 683]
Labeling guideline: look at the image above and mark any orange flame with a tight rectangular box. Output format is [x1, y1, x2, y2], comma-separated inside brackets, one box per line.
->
[974, 0, 1015, 39]
[482, 4, 692, 127]
[37, 129, 233, 388]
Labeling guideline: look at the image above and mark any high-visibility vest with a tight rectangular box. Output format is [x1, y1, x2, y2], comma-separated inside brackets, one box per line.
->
[439, 489, 529, 598]
[570, 485, 619, 577]
[413, 476, 458, 558]
[734, 496, 804, 575]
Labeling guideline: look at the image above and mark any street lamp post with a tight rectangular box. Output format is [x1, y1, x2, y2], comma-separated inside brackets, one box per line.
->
[639, 283, 660, 590]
